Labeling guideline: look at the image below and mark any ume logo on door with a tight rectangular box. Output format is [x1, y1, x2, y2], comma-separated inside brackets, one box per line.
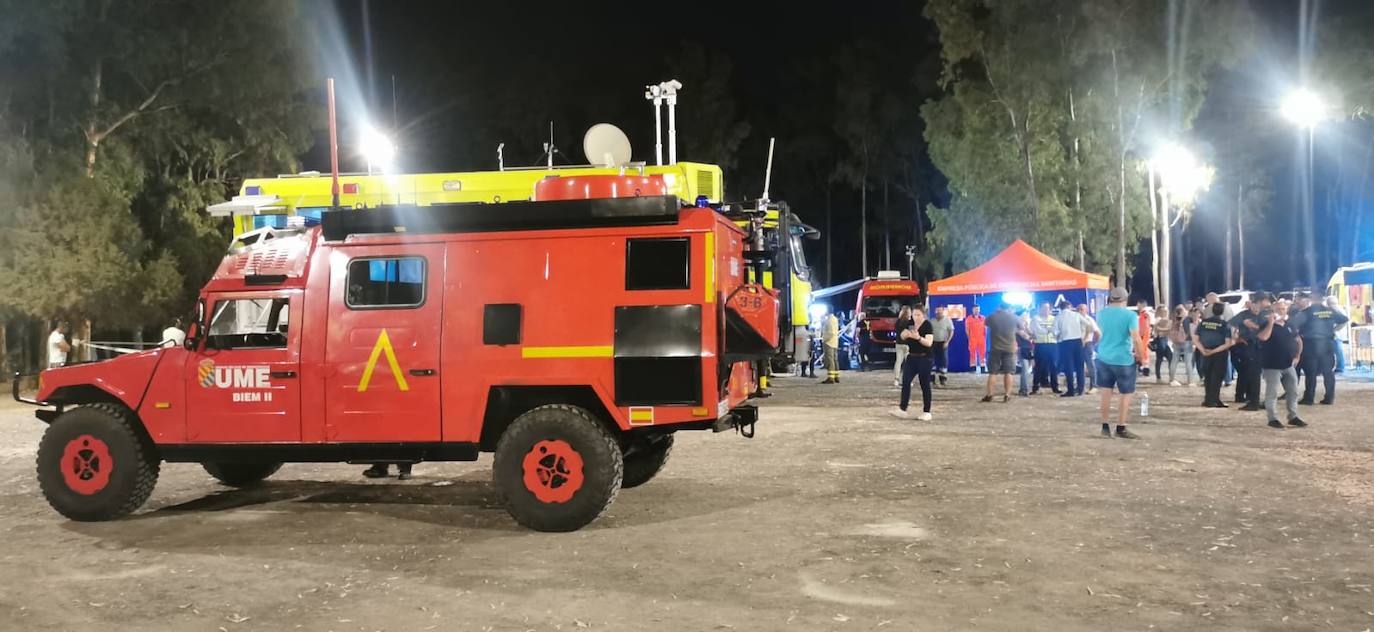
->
[198, 359, 274, 402]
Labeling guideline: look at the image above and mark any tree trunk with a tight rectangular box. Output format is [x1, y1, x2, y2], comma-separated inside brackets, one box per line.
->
[825, 184, 833, 287]
[1111, 49, 1129, 290]
[1018, 117, 1041, 245]
[860, 141, 869, 278]
[84, 56, 104, 178]
[1238, 183, 1246, 290]
[1078, 231, 1086, 271]
[1069, 87, 1084, 271]
[1160, 189, 1172, 308]
[1224, 188, 1233, 290]
[80, 319, 93, 362]
[883, 178, 891, 271]
[1148, 166, 1160, 305]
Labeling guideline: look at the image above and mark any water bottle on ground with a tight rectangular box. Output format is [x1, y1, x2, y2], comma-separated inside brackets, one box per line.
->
[1139, 393, 1150, 417]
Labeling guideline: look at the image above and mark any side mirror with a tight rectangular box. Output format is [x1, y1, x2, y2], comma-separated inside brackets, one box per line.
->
[184, 299, 206, 351]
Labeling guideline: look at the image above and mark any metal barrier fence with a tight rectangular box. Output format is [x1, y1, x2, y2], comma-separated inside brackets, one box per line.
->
[1349, 326, 1373, 371]
[85, 340, 166, 361]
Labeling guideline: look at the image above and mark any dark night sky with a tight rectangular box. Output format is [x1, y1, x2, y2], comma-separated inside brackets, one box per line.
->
[301, 0, 1370, 301]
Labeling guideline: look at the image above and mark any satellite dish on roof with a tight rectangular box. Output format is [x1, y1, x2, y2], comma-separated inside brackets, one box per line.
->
[583, 123, 632, 167]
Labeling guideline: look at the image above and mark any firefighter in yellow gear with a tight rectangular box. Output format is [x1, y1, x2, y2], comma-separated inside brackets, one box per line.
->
[821, 312, 841, 384]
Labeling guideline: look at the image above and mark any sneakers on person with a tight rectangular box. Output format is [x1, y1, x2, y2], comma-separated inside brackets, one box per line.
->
[1001, 395, 1010, 403]
[1169, 380, 1182, 387]
[1100, 423, 1112, 438]
[1086, 388, 1097, 394]
[363, 464, 390, 479]
[1297, 398, 1314, 406]
[918, 412, 933, 421]
[980, 395, 993, 403]
[893, 378, 900, 387]
[1204, 402, 1228, 408]
[1017, 390, 1029, 398]
[1267, 419, 1285, 429]
[1287, 417, 1308, 428]
[1319, 399, 1333, 405]
[1059, 392, 1075, 398]
[1115, 427, 1140, 440]
[1240, 404, 1263, 412]
[889, 408, 909, 419]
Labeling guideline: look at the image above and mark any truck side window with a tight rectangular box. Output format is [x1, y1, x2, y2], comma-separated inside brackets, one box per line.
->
[206, 298, 290, 349]
[625, 238, 690, 290]
[346, 257, 426, 308]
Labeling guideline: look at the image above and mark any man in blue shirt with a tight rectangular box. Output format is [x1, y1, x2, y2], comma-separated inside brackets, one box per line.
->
[1094, 287, 1145, 439]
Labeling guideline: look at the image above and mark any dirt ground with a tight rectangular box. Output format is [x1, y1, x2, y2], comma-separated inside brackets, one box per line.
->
[2, 369, 1374, 632]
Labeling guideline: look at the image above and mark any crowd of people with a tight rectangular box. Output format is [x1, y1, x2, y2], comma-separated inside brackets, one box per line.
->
[873, 288, 1351, 437]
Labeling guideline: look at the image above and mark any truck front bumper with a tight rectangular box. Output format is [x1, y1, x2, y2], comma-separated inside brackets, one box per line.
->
[11, 372, 61, 423]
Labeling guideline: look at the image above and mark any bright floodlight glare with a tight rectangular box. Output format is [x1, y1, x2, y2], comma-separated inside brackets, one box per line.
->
[808, 303, 830, 322]
[1002, 291, 1033, 308]
[1151, 142, 1212, 202]
[359, 127, 396, 171]
[1281, 89, 1328, 128]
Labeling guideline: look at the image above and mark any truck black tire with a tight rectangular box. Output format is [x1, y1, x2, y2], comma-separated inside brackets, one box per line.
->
[493, 404, 623, 532]
[202, 462, 282, 487]
[621, 434, 673, 489]
[36, 404, 160, 522]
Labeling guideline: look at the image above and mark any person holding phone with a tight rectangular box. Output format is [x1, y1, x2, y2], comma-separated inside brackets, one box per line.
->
[891, 305, 935, 421]
[1257, 300, 1305, 429]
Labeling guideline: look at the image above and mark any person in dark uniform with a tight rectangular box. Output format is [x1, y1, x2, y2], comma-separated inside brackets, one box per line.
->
[1192, 302, 1234, 408]
[1228, 294, 1269, 411]
[1289, 293, 1349, 405]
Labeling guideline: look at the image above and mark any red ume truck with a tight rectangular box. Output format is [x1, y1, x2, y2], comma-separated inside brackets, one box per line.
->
[14, 175, 778, 531]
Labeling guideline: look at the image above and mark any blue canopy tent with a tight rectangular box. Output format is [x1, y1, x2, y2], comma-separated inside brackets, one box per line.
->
[927, 240, 1110, 373]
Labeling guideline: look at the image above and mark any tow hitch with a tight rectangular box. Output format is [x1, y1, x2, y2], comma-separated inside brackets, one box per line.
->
[713, 405, 757, 438]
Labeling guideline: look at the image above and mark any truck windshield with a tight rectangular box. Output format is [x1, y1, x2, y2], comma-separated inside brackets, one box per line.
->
[789, 233, 810, 280]
[207, 298, 290, 349]
[862, 297, 917, 319]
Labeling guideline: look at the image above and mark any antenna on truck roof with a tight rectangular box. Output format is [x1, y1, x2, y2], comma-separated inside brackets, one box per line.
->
[760, 137, 776, 204]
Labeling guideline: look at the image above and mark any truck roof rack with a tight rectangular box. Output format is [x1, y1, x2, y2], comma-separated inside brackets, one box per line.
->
[322, 195, 683, 241]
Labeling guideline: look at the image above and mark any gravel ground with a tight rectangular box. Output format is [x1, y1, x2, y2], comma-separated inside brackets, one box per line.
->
[1, 369, 1373, 631]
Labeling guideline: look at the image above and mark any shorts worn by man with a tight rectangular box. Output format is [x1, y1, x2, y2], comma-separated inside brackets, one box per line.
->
[981, 304, 1019, 402]
[1094, 288, 1142, 439]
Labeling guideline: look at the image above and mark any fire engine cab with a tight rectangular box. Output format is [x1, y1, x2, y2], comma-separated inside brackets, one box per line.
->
[15, 176, 779, 531]
[855, 272, 922, 367]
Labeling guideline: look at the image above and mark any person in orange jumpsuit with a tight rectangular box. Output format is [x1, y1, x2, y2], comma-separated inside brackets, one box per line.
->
[965, 304, 987, 373]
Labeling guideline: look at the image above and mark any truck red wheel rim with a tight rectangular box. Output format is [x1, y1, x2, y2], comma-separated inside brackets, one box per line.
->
[521, 440, 585, 503]
[60, 435, 113, 495]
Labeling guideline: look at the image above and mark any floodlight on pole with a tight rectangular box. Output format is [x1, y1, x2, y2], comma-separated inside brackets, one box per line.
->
[359, 126, 396, 174]
[1281, 88, 1328, 128]
[1149, 142, 1212, 205]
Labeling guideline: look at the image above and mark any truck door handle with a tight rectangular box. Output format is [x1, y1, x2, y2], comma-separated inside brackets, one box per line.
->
[409, 369, 436, 376]
[270, 371, 297, 379]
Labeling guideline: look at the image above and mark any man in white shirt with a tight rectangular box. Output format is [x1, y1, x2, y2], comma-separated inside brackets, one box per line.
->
[1054, 300, 1092, 397]
[48, 322, 73, 368]
[162, 318, 186, 348]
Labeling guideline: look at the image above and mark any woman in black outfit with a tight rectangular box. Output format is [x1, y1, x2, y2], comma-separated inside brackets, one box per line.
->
[891, 305, 936, 421]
